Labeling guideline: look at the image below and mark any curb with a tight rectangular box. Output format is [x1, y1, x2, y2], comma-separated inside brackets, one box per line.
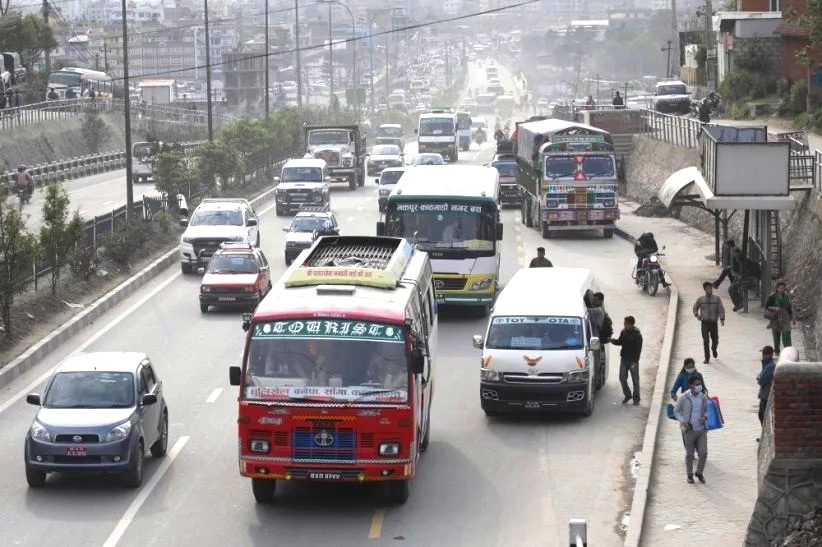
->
[615, 225, 680, 547]
[0, 186, 277, 391]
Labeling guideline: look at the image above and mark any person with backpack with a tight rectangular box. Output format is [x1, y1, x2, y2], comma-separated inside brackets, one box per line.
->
[670, 358, 708, 401]
[765, 280, 793, 354]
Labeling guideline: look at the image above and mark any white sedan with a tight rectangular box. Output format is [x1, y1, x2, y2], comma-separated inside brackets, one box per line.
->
[367, 144, 404, 180]
[407, 153, 445, 166]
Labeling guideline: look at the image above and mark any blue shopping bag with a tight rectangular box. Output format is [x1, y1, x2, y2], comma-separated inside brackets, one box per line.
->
[706, 398, 723, 430]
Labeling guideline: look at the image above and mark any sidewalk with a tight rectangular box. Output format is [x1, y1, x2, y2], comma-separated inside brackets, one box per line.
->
[616, 200, 805, 545]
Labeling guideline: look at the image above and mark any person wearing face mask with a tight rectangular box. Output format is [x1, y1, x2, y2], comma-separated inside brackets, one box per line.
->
[673, 375, 709, 484]
[669, 358, 709, 402]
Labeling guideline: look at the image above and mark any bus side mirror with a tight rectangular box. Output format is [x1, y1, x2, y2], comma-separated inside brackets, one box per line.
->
[409, 348, 425, 375]
[242, 313, 252, 331]
[229, 366, 241, 386]
[376, 221, 386, 236]
[497, 223, 504, 240]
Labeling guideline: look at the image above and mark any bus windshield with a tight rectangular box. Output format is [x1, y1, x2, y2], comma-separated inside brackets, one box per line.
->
[419, 118, 454, 136]
[457, 113, 471, 130]
[243, 319, 409, 404]
[386, 200, 497, 252]
[48, 72, 80, 87]
[486, 316, 585, 351]
[132, 143, 153, 158]
[545, 155, 616, 179]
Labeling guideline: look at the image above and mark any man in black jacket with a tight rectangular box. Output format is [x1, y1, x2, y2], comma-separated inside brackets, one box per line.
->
[611, 316, 643, 405]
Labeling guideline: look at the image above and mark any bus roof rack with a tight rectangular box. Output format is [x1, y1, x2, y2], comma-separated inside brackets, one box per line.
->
[284, 236, 414, 290]
[297, 204, 330, 213]
[219, 242, 254, 250]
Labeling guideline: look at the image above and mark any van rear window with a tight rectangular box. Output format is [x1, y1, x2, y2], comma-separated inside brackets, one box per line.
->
[486, 316, 583, 350]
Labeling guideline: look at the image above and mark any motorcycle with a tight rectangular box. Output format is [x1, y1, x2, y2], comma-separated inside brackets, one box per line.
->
[633, 247, 670, 296]
[475, 129, 486, 144]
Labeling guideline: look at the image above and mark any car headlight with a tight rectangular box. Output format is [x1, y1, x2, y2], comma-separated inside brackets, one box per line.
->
[201, 285, 211, 293]
[564, 369, 589, 384]
[379, 188, 390, 196]
[249, 439, 270, 453]
[105, 421, 132, 442]
[30, 421, 50, 442]
[243, 286, 254, 293]
[182, 236, 193, 244]
[481, 368, 501, 382]
[470, 278, 493, 291]
[379, 442, 400, 456]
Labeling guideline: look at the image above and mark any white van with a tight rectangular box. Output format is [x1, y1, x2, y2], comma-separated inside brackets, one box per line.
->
[472, 267, 608, 417]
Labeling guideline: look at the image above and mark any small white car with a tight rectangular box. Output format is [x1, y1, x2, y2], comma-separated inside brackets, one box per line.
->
[407, 153, 445, 166]
[179, 198, 260, 274]
[377, 168, 406, 212]
[367, 144, 404, 181]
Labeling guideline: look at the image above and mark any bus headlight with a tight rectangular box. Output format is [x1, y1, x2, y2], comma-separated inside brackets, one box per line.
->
[481, 368, 501, 382]
[249, 439, 270, 453]
[379, 442, 400, 456]
[604, 199, 615, 207]
[470, 278, 493, 291]
[564, 369, 589, 384]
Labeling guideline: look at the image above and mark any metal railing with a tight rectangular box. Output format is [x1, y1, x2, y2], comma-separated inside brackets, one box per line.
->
[0, 97, 235, 132]
[640, 108, 702, 148]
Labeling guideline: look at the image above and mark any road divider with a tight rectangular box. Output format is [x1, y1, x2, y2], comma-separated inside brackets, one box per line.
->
[368, 509, 385, 540]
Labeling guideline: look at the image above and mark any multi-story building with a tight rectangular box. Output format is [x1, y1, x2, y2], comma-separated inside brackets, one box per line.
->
[222, 50, 266, 110]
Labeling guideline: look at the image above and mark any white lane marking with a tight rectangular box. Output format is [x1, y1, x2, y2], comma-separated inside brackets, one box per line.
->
[205, 388, 223, 404]
[79, 210, 88, 216]
[0, 199, 279, 416]
[356, 206, 364, 211]
[103, 200, 114, 206]
[102, 436, 191, 547]
[347, 216, 355, 222]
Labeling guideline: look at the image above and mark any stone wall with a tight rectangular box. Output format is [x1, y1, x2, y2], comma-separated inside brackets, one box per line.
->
[731, 37, 782, 83]
[746, 362, 822, 545]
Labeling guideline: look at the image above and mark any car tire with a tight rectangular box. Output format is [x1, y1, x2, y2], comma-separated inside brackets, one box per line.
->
[150, 411, 169, 458]
[252, 478, 276, 503]
[26, 467, 46, 488]
[181, 263, 192, 274]
[386, 479, 410, 504]
[604, 229, 614, 239]
[200, 303, 208, 313]
[482, 406, 499, 417]
[123, 441, 144, 488]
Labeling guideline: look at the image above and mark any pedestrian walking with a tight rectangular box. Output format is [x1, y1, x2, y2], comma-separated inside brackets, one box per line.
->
[728, 252, 761, 311]
[673, 374, 709, 484]
[757, 346, 776, 426]
[670, 358, 708, 401]
[712, 239, 738, 288]
[610, 316, 643, 405]
[528, 247, 553, 268]
[765, 280, 794, 354]
[693, 281, 726, 364]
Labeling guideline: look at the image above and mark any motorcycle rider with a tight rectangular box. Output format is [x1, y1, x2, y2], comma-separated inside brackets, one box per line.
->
[634, 232, 659, 278]
[494, 126, 505, 142]
[13, 165, 34, 200]
[698, 98, 711, 124]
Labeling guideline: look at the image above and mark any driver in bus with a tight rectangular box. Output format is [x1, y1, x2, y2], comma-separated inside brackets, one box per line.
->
[442, 217, 460, 242]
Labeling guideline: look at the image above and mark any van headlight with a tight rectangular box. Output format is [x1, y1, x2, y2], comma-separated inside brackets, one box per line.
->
[182, 236, 193, 244]
[564, 369, 589, 384]
[342, 158, 352, 167]
[249, 439, 270, 453]
[105, 421, 132, 442]
[470, 278, 493, 291]
[379, 442, 400, 456]
[30, 421, 51, 442]
[481, 368, 501, 382]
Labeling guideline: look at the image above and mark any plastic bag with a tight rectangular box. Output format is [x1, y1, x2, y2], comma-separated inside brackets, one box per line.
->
[710, 395, 724, 423]
[706, 398, 723, 430]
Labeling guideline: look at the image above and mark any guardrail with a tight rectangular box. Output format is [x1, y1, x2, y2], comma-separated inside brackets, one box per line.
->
[640, 108, 702, 148]
[1, 140, 205, 189]
[0, 97, 235, 132]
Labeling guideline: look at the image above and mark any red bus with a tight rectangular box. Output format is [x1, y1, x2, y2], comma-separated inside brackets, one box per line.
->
[229, 236, 438, 503]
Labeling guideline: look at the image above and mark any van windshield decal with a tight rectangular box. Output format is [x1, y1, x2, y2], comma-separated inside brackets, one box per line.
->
[487, 315, 584, 350]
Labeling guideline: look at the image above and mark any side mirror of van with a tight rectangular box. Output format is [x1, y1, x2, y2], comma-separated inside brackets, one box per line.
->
[496, 223, 504, 240]
[409, 348, 425, 375]
[229, 366, 241, 386]
[589, 337, 601, 351]
[413, 128, 418, 134]
[472, 335, 484, 349]
[376, 221, 386, 236]
[242, 313, 252, 331]
[273, 176, 281, 184]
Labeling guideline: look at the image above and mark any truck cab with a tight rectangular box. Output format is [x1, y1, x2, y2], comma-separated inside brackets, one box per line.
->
[305, 125, 365, 190]
[273, 158, 330, 216]
[375, 123, 404, 151]
[415, 112, 458, 162]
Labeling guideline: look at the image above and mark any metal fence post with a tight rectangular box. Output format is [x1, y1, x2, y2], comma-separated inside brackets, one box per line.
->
[569, 519, 587, 547]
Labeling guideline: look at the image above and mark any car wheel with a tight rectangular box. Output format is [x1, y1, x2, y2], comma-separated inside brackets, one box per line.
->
[582, 386, 595, 417]
[181, 263, 192, 274]
[386, 479, 410, 504]
[150, 411, 168, 458]
[123, 441, 144, 488]
[252, 478, 276, 503]
[26, 467, 46, 488]
[200, 303, 208, 313]
[604, 229, 614, 239]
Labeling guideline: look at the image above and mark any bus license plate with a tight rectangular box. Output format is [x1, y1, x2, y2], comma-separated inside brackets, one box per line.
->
[309, 472, 342, 480]
[218, 297, 236, 302]
[66, 447, 87, 456]
[524, 401, 541, 409]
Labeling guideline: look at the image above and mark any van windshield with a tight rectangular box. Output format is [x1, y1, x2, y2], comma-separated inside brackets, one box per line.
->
[486, 316, 584, 350]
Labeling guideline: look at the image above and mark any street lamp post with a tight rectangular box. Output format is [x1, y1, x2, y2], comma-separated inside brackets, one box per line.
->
[265, 0, 270, 117]
[368, 8, 398, 113]
[295, 0, 303, 111]
[328, 2, 334, 110]
[121, 0, 134, 217]
[321, 0, 356, 114]
[204, 0, 214, 142]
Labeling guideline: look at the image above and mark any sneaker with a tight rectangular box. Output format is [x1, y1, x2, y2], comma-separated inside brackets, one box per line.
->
[733, 306, 743, 312]
[622, 396, 632, 404]
[703, 359, 710, 365]
[712, 349, 718, 358]
[695, 473, 705, 483]
[687, 474, 695, 484]
[633, 399, 640, 406]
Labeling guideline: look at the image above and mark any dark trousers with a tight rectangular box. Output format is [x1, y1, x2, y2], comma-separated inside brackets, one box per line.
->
[729, 277, 758, 308]
[701, 320, 718, 361]
[758, 398, 768, 424]
[619, 357, 639, 401]
[714, 267, 736, 286]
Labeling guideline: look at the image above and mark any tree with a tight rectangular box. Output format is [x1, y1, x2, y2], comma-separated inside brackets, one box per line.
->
[81, 110, 111, 154]
[195, 141, 241, 194]
[0, 13, 57, 69]
[0, 200, 39, 336]
[39, 184, 83, 297]
[154, 151, 194, 200]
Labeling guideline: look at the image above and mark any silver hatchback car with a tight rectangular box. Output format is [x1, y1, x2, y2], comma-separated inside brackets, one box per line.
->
[24, 352, 169, 488]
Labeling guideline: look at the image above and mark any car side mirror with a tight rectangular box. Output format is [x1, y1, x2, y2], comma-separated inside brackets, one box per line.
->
[409, 348, 425, 375]
[142, 393, 158, 405]
[242, 312, 252, 331]
[179, 218, 189, 227]
[282, 227, 289, 232]
[589, 337, 601, 351]
[273, 176, 281, 183]
[472, 335, 484, 349]
[376, 221, 386, 236]
[247, 218, 258, 227]
[229, 366, 241, 386]
[496, 223, 504, 240]
[26, 393, 41, 406]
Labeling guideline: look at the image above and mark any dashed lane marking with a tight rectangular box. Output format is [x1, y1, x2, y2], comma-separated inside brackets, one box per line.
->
[102, 436, 191, 547]
[347, 216, 355, 222]
[205, 388, 223, 404]
[356, 206, 364, 211]
[368, 508, 385, 539]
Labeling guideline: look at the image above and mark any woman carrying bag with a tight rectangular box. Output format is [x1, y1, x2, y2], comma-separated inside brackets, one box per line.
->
[765, 281, 793, 354]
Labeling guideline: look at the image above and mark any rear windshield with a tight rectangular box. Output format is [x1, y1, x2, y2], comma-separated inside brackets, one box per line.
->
[380, 171, 405, 185]
[486, 316, 584, 350]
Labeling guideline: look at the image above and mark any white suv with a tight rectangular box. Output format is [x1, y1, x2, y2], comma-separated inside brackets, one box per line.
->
[179, 198, 260, 274]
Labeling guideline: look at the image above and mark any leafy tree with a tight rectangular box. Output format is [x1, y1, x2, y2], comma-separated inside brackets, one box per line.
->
[39, 184, 83, 297]
[153, 151, 193, 200]
[0, 200, 39, 336]
[81, 110, 111, 154]
[0, 12, 57, 69]
[196, 141, 241, 193]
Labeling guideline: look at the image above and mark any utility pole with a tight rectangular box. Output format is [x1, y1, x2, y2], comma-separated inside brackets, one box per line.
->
[42, 0, 51, 86]
[671, 0, 679, 79]
[121, 0, 134, 218]
[94, 52, 100, 71]
[204, 0, 214, 142]
[328, 2, 334, 110]
[663, 40, 673, 79]
[384, 19, 390, 107]
[295, 0, 303, 112]
[103, 42, 109, 72]
[264, 0, 270, 117]
[705, 0, 713, 88]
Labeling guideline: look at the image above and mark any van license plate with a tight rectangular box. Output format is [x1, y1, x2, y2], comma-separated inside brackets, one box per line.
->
[218, 297, 236, 302]
[66, 447, 87, 456]
[524, 401, 541, 409]
[309, 472, 342, 480]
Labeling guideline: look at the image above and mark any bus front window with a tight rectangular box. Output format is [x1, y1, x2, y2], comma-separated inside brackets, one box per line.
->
[386, 202, 496, 252]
